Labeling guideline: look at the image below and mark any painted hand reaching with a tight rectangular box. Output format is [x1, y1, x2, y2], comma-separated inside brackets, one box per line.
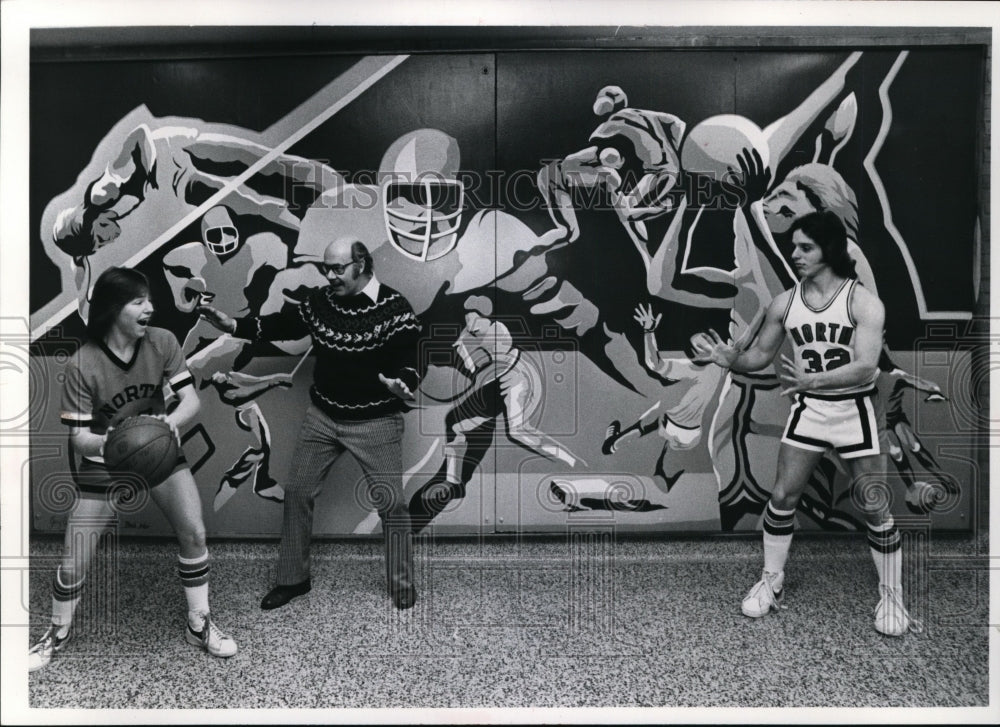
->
[633, 303, 662, 332]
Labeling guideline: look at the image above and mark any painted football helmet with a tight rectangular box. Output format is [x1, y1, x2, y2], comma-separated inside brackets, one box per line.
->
[201, 206, 239, 256]
[379, 129, 464, 262]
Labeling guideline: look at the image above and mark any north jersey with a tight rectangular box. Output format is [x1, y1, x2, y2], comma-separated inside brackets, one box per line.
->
[782, 278, 877, 396]
[60, 326, 193, 463]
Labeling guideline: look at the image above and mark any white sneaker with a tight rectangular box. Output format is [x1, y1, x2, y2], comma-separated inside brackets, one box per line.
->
[185, 613, 238, 658]
[874, 584, 923, 636]
[741, 571, 785, 618]
[28, 624, 72, 672]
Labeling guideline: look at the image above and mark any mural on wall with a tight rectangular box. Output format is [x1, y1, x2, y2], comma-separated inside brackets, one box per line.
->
[28, 47, 981, 536]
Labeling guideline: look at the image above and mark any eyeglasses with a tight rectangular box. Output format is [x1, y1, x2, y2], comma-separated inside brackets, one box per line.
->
[320, 260, 358, 275]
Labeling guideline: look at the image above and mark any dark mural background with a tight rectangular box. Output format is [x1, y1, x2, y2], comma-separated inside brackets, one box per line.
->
[27, 40, 985, 536]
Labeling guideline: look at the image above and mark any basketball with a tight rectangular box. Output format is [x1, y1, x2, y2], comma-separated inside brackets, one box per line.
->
[103, 416, 179, 487]
[680, 114, 770, 181]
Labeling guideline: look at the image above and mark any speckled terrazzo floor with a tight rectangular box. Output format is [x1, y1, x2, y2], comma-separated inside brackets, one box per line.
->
[24, 532, 990, 709]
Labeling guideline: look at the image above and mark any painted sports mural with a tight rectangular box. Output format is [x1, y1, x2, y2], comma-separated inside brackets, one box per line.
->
[27, 48, 983, 536]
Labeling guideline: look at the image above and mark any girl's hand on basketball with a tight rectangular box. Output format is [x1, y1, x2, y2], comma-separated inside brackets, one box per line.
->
[99, 427, 114, 458]
[151, 413, 182, 446]
[778, 354, 815, 397]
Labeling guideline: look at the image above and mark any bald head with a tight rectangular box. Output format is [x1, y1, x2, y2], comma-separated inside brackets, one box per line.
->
[324, 236, 353, 262]
[323, 236, 373, 297]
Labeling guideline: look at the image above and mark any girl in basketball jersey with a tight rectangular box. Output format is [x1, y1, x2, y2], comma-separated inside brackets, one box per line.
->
[29, 267, 237, 671]
[691, 210, 920, 637]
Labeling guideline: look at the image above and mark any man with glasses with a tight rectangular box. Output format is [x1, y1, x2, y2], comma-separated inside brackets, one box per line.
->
[198, 236, 423, 610]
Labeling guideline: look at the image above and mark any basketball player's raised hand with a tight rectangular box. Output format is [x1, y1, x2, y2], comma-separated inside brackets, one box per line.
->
[778, 354, 814, 397]
[197, 304, 237, 335]
[379, 373, 414, 401]
[690, 329, 740, 368]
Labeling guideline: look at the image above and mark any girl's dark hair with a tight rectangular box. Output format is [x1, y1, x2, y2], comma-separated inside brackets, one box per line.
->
[788, 210, 857, 278]
[86, 267, 150, 342]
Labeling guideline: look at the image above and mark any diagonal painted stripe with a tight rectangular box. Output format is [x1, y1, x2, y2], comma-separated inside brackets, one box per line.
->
[402, 437, 441, 488]
[638, 399, 661, 421]
[863, 51, 971, 321]
[32, 54, 409, 342]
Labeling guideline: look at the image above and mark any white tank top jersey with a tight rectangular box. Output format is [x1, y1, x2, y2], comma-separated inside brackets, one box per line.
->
[781, 278, 878, 396]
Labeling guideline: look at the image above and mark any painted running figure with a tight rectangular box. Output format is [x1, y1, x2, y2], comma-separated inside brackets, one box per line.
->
[691, 211, 921, 636]
[408, 295, 585, 531]
[602, 302, 722, 492]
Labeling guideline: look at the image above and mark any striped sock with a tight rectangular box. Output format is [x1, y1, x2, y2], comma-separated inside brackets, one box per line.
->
[867, 518, 902, 589]
[762, 502, 796, 576]
[178, 552, 211, 621]
[51, 566, 84, 634]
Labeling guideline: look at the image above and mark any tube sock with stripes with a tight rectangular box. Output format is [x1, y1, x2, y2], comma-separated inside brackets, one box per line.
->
[762, 502, 796, 577]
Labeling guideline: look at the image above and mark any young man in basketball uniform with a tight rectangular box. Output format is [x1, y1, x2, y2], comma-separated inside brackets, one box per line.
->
[691, 210, 920, 636]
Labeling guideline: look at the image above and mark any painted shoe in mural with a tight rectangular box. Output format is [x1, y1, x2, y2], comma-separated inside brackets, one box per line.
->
[253, 473, 285, 504]
[904, 480, 947, 515]
[601, 420, 622, 455]
[741, 570, 784, 618]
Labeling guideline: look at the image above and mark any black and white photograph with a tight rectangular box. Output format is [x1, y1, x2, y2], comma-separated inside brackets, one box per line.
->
[1, 0, 997, 723]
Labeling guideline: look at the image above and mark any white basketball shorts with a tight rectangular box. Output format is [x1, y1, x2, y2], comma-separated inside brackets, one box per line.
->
[781, 387, 881, 459]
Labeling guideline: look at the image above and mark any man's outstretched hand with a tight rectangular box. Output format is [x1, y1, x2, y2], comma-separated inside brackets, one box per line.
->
[379, 373, 415, 401]
[197, 304, 237, 334]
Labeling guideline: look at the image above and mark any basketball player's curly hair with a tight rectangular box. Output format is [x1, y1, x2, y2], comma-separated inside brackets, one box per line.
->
[788, 210, 857, 279]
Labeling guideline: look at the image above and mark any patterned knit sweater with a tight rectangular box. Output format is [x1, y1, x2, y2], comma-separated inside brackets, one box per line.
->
[234, 279, 423, 420]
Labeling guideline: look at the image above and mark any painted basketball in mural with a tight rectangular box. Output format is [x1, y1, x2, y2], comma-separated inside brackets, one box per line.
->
[680, 114, 770, 180]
